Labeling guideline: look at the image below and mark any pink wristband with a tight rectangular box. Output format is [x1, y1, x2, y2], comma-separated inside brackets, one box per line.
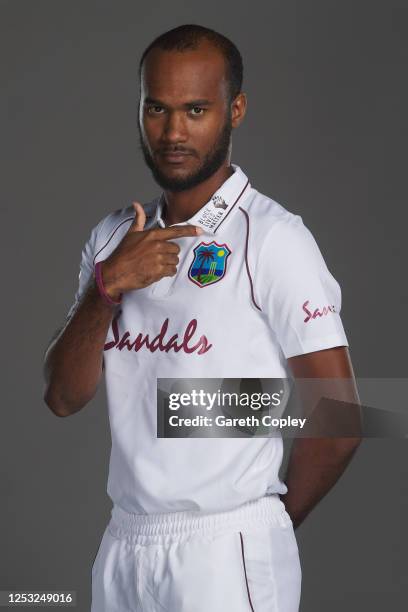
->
[94, 261, 122, 306]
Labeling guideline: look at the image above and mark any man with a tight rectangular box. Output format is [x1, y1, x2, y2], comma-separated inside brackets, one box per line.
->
[43, 24, 361, 612]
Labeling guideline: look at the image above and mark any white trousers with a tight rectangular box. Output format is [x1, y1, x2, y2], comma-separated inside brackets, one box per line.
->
[91, 495, 302, 611]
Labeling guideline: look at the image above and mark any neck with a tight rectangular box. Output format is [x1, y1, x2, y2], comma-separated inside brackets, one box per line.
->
[162, 163, 234, 226]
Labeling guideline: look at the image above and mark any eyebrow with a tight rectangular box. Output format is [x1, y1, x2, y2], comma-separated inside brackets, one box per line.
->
[144, 97, 213, 108]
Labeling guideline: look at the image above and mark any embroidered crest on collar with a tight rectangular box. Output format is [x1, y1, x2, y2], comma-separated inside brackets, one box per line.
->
[211, 195, 228, 210]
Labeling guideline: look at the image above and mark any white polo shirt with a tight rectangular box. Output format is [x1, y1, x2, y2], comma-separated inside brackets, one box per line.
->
[67, 164, 348, 514]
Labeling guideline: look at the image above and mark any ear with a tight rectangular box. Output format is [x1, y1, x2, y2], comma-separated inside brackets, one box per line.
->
[231, 92, 247, 129]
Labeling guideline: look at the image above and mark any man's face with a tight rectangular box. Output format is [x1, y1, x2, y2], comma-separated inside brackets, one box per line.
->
[138, 42, 233, 191]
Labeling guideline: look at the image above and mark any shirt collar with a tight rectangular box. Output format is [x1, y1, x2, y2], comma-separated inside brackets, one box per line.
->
[154, 163, 251, 235]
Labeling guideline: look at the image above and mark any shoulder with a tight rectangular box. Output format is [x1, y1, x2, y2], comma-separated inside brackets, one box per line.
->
[240, 187, 316, 259]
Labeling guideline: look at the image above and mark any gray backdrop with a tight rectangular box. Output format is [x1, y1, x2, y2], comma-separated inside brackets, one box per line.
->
[2, 0, 407, 610]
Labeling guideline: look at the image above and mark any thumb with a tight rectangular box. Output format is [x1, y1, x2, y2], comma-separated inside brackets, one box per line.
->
[127, 201, 146, 233]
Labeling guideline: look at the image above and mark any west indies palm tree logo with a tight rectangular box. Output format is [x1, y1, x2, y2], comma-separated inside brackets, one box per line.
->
[188, 241, 232, 288]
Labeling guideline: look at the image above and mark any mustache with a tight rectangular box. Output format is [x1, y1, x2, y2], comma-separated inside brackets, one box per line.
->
[156, 147, 197, 156]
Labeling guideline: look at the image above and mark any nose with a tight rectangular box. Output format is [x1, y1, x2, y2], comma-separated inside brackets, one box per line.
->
[161, 110, 188, 144]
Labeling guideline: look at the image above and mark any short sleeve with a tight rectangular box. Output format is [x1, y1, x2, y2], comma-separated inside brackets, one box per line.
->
[65, 221, 100, 321]
[255, 215, 349, 358]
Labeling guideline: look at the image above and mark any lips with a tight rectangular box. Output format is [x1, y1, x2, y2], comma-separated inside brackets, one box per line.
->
[159, 151, 192, 163]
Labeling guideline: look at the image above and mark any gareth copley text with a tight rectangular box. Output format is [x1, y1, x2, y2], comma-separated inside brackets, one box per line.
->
[168, 414, 307, 429]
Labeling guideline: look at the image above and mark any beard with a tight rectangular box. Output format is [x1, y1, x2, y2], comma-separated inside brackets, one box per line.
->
[138, 112, 232, 192]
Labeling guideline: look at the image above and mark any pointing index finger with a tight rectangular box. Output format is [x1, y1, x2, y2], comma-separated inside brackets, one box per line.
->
[155, 225, 204, 240]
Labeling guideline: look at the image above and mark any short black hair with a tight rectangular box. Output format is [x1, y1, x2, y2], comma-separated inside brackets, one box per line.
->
[139, 24, 243, 103]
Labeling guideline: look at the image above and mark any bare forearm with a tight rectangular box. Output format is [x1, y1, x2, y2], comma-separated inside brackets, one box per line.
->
[280, 437, 361, 530]
[43, 279, 115, 416]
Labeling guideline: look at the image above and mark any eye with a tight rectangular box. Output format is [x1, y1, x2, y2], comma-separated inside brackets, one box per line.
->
[147, 105, 164, 114]
[190, 107, 205, 116]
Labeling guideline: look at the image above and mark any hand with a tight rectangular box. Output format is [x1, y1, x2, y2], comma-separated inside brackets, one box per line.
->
[100, 201, 203, 300]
